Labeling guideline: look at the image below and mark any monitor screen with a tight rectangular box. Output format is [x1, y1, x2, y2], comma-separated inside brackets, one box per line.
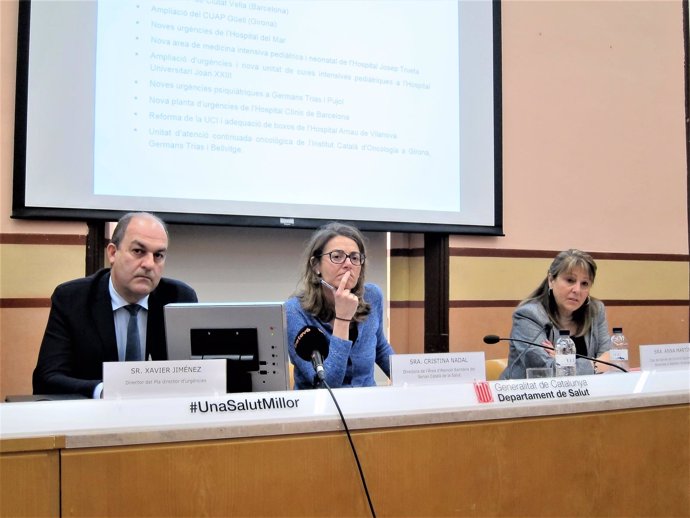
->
[164, 302, 290, 393]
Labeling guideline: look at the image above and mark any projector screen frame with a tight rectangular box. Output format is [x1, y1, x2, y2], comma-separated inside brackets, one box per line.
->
[12, 0, 503, 236]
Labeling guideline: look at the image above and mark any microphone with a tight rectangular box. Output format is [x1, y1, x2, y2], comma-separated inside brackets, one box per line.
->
[294, 325, 330, 383]
[483, 334, 628, 377]
[294, 326, 376, 517]
[484, 334, 554, 351]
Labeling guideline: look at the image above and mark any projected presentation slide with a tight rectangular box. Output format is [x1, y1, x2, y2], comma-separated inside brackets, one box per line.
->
[19, 0, 498, 229]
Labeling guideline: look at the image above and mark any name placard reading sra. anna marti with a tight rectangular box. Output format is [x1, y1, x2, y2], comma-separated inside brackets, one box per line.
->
[639, 343, 690, 372]
[103, 359, 226, 399]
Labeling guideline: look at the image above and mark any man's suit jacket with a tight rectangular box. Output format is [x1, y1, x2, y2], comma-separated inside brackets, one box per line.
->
[33, 268, 198, 397]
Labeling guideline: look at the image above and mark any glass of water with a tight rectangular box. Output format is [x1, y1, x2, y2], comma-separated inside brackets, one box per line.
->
[526, 367, 553, 379]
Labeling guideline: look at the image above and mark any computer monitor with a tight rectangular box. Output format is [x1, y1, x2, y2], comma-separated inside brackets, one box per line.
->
[164, 302, 290, 393]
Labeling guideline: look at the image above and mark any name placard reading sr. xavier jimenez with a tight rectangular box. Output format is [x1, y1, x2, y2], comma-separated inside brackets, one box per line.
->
[103, 359, 226, 399]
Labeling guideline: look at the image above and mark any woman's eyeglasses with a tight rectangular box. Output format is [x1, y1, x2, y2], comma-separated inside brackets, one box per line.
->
[317, 250, 365, 266]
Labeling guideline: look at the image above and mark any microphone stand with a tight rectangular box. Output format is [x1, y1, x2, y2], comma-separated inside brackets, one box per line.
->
[319, 377, 377, 517]
[484, 335, 628, 379]
[492, 337, 628, 378]
[505, 338, 541, 380]
[311, 373, 325, 389]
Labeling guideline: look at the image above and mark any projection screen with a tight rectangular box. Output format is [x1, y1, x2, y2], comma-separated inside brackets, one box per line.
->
[13, 0, 502, 234]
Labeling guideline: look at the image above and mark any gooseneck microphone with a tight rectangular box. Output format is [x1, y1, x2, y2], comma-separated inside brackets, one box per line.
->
[484, 334, 555, 350]
[484, 333, 551, 379]
[483, 334, 628, 376]
[293, 325, 377, 517]
[294, 325, 329, 383]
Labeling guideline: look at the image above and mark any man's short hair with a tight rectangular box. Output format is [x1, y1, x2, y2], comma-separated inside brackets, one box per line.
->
[110, 212, 168, 248]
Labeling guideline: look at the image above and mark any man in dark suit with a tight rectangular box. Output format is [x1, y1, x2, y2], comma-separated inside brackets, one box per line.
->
[33, 212, 198, 397]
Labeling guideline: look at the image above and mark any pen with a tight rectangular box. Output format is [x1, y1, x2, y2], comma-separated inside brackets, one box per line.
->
[320, 278, 336, 291]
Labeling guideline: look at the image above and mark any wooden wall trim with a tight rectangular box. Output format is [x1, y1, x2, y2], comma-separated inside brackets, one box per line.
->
[8, 299, 683, 309]
[391, 247, 690, 262]
[0, 234, 85, 245]
[451, 249, 690, 261]
[391, 300, 690, 309]
[390, 248, 425, 257]
[450, 300, 690, 308]
[0, 298, 51, 308]
[390, 301, 425, 309]
[6, 295, 687, 310]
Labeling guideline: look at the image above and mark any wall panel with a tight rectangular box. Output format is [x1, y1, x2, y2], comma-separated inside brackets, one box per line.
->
[0, 243, 85, 298]
[0, 308, 50, 396]
[2, 0, 688, 396]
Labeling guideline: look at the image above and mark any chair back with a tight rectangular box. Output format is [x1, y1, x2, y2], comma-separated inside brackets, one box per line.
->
[485, 358, 507, 380]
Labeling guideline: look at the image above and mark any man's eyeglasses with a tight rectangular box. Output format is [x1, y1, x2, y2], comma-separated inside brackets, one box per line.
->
[317, 250, 366, 266]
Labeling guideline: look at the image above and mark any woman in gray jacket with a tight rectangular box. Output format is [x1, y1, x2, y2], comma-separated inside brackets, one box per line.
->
[500, 249, 613, 379]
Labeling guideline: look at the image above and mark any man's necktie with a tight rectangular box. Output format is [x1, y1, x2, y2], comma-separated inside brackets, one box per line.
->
[124, 304, 142, 361]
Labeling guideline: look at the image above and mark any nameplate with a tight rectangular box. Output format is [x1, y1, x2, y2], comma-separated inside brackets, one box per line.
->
[639, 343, 690, 372]
[390, 352, 485, 386]
[103, 360, 227, 399]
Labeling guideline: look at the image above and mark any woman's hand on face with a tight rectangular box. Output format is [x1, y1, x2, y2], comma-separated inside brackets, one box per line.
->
[334, 271, 358, 320]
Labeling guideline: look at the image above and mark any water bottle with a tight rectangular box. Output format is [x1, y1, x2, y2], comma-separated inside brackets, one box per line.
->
[609, 327, 629, 371]
[555, 329, 577, 376]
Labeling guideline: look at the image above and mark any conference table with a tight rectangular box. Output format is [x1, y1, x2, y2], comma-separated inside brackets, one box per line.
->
[1, 370, 688, 517]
